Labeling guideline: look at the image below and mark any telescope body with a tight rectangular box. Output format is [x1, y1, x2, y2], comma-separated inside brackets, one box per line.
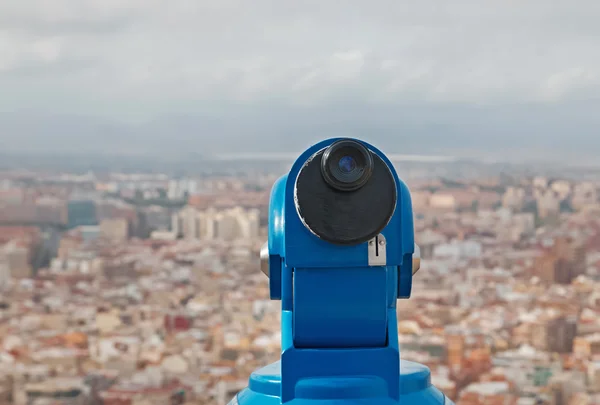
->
[231, 139, 454, 405]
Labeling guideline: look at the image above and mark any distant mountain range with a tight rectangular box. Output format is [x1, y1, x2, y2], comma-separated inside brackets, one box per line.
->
[1, 99, 599, 165]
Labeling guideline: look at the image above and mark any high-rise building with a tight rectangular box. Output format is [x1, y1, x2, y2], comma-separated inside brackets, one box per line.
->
[532, 315, 577, 353]
[536, 190, 560, 219]
[548, 316, 578, 353]
[214, 212, 240, 241]
[171, 206, 260, 241]
[534, 237, 586, 284]
[502, 187, 526, 210]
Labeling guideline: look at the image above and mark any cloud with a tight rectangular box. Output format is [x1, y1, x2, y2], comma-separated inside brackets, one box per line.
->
[0, 0, 599, 159]
[1, 1, 599, 103]
[0, 1, 147, 35]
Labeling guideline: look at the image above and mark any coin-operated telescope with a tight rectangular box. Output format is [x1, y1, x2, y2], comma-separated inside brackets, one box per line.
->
[231, 138, 454, 405]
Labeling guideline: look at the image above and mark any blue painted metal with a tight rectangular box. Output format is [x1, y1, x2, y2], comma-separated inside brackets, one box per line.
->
[233, 359, 453, 404]
[293, 266, 388, 348]
[233, 138, 453, 405]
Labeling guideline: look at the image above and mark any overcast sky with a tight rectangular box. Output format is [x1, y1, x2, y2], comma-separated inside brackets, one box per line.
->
[1, 1, 600, 162]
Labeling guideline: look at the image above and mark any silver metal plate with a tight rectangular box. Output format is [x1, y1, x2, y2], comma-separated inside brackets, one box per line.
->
[367, 234, 387, 266]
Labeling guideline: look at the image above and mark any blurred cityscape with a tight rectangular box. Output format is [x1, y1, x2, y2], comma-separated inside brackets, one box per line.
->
[2, 156, 600, 405]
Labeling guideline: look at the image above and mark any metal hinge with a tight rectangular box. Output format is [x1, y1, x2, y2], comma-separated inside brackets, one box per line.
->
[368, 234, 386, 266]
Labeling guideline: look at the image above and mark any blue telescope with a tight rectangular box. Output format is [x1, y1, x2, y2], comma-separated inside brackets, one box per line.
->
[231, 138, 454, 405]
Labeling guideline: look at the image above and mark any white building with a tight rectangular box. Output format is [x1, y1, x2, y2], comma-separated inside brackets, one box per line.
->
[551, 180, 571, 200]
[572, 182, 598, 210]
[537, 190, 560, 219]
[502, 187, 526, 210]
[433, 240, 482, 259]
[0, 251, 10, 289]
[429, 193, 456, 210]
[533, 176, 548, 190]
[172, 206, 260, 241]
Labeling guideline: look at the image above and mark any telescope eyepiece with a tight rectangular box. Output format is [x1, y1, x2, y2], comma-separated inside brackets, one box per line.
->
[295, 138, 397, 246]
[321, 140, 373, 192]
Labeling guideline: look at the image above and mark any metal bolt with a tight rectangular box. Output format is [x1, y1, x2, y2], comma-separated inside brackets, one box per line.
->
[379, 239, 386, 246]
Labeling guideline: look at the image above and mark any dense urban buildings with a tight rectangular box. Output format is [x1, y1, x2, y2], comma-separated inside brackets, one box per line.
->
[2, 161, 600, 404]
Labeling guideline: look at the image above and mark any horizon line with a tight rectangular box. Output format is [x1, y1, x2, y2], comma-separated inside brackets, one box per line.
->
[212, 153, 459, 163]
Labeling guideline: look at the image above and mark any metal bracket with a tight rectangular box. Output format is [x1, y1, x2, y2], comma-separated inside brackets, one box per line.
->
[368, 234, 387, 266]
[260, 241, 269, 277]
[413, 243, 421, 275]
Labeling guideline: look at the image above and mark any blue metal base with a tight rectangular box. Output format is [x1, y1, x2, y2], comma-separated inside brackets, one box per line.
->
[232, 360, 454, 405]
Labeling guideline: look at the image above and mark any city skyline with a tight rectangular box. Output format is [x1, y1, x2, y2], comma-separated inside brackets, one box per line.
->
[2, 165, 600, 403]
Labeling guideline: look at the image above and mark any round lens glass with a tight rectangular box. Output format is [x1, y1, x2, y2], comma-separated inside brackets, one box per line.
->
[338, 155, 357, 174]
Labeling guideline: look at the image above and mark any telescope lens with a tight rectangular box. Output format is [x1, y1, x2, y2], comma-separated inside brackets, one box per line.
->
[338, 156, 357, 173]
[322, 140, 373, 191]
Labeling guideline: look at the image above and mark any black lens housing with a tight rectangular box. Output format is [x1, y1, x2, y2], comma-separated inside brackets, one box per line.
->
[321, 140, 374, 192]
